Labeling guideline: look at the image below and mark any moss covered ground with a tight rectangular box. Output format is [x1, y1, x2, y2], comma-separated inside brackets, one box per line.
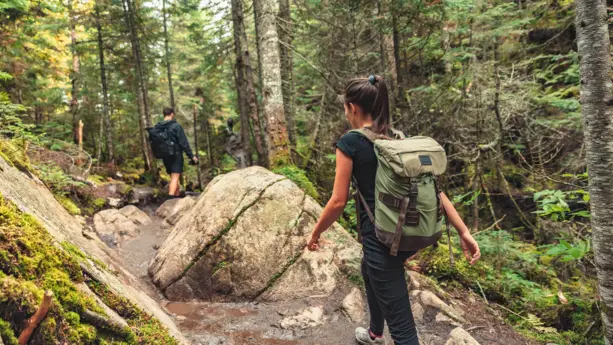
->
[0, 193, 179, 345]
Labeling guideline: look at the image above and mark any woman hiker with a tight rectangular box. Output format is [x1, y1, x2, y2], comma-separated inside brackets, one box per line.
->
[306, 75, 481, 345]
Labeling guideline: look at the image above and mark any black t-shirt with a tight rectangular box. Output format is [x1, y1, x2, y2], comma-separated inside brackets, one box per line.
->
[336, 131, 377, 236]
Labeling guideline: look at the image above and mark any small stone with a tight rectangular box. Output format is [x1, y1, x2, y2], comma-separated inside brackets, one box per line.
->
[444, 327, 480, 345]
[279, 306, 327, 330]
[108, 197, 122, 208]
[435, 312, 462, 327]
[153, 244, 160, 250]
[341, 288, 365, 322]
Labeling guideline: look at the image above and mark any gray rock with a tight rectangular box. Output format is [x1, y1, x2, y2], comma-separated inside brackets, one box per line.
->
[279, 306, 327, 330]
[0, 155, 189, 344]
[444, 327, 480, 345]
[341, 288, 365, 323]
[410, 290, 467, 324]
[93, 205, 151, 246]
[149, 167, 360, 302]
[156, 197, 197, 229]
[108, 197, 122, 208]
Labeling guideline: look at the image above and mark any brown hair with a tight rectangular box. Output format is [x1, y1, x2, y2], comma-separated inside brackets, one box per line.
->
[343, 75, 390, 135]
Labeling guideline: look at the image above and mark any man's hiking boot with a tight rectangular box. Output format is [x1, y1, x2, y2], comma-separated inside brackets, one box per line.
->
[355, 327, 386, 345]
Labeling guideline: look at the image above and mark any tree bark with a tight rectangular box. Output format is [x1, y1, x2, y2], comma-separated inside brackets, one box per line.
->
[69, 1, 80, 145]
[254, 0, 289, 167]
[231, 0, 253, 167]
[252, 0, 270, 167]
[162, 0, 175, 109]
[391, 2, 405, 121]
[277, 0, 296, 148]
[122, 0, 153, 170]
[576, 0, 613, 343]
[380, 0, 398, 123]
[193, 104, 202, 189]
[95, 1, 114, 164]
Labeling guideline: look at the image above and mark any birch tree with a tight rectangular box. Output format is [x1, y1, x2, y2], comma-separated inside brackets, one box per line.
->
[254, 0, 289, 166]
[576, 0, 613, 342]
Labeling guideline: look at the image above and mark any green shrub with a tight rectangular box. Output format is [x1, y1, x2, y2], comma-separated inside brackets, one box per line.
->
[273, 165, 319, 200]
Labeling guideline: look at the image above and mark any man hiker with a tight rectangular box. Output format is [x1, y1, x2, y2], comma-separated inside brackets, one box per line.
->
[148, 107, 198, 197]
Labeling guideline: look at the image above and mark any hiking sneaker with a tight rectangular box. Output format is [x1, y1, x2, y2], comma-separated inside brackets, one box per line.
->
[355, 327, 386, 345]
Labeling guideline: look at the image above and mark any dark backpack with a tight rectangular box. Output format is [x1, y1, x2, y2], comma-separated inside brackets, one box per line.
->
[146, 124, 176, 159]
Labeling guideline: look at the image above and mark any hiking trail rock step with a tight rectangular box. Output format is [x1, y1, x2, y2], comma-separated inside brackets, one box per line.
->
[156, 196, 198, 229]
[93, 205, 151, 246]
[149, 166, 362, 302]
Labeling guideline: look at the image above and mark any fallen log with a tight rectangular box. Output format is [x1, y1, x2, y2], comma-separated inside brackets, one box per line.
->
[18, 290, 53, 345]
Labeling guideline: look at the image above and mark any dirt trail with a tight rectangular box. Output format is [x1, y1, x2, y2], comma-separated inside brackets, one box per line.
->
[116, 204, 374, 345]
[111, 203, 534, 345]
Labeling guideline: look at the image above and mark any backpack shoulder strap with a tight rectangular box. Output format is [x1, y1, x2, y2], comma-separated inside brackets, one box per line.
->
[390, 128, 406, 139]
[348, 128, 390, 143]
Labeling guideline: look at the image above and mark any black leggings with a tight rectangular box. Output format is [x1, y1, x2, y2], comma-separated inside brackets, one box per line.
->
[361, 235, 419, 345]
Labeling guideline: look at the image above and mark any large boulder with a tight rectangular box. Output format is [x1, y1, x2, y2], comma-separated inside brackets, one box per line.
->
[93, 205, 151, 246]
[149, 167, 362, 302]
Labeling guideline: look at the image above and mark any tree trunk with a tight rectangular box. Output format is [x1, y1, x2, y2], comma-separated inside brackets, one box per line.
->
[378, 0, 397, 123]
[163, 0, 175, 109]
[252, 0, 270, 167]
[232, 0, 264, 165]
[193, 104, 202, 189]
[231, 0, 253, 167]
[254, 0, 289, 167]
[200, 97, 214, 167]
[69, 1, 80, 145]
[95, 2, 114, 164]
[122, 0, 153, 170]
[391, 3, 406, 122]
[277, 0, 296, 148]
[576, 0, 613, 343]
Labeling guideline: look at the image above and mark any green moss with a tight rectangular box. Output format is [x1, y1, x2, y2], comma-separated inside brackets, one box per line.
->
[0, 318, 18, 345]
[0, 139, 31, 172]
[273, 165, 319, 200]
[0, 193, 177, 344]
[55, 194, 81, 215]
[93, 198, 107, 209]
[86, 279, 178, 345]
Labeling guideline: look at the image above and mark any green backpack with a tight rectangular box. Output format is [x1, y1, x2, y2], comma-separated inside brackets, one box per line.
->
[351, 128, 450, 257]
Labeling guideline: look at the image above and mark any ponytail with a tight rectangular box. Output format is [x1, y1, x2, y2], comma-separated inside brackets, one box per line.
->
[343, 74, 391, 135]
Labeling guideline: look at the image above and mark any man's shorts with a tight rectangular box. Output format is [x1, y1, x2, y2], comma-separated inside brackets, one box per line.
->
[162, 154, 184, 174]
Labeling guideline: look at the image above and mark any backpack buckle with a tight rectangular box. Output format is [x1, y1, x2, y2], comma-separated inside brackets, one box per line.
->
[405, 182, 420, 226]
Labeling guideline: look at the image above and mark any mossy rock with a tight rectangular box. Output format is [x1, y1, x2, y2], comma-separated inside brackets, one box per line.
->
[0, 193, 179, 345]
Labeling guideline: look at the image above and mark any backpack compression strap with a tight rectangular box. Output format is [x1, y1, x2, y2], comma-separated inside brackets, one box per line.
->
[352, 176, 374, 244]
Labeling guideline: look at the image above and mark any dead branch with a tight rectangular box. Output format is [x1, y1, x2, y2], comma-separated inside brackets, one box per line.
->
[81, 309, 129, 335]
[18, 290, 53, 345]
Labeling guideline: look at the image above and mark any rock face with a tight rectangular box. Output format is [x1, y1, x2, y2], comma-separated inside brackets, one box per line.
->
[341, 288, 365, 322]
[149, 167, 361, 302]
[155, 197, 197, 229]
[279, 306, 327, 330]
[93, 205, 151, 246]
[0, 156, 188, 344]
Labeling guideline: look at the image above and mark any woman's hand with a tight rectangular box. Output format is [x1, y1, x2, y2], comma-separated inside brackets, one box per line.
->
[459, 233, 481, 265]
[307, 231, 321, 251]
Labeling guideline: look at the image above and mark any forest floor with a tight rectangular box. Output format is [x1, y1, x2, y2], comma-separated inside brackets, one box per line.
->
[108, 202, 536, 345]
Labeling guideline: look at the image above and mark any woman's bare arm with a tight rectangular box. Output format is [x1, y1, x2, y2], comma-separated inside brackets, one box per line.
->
[440, 192, 481, 264]
[307, 149, 353, 250]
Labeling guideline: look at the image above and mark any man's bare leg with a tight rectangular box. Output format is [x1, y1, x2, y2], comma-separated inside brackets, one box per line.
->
[169, 173, 181, 196]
